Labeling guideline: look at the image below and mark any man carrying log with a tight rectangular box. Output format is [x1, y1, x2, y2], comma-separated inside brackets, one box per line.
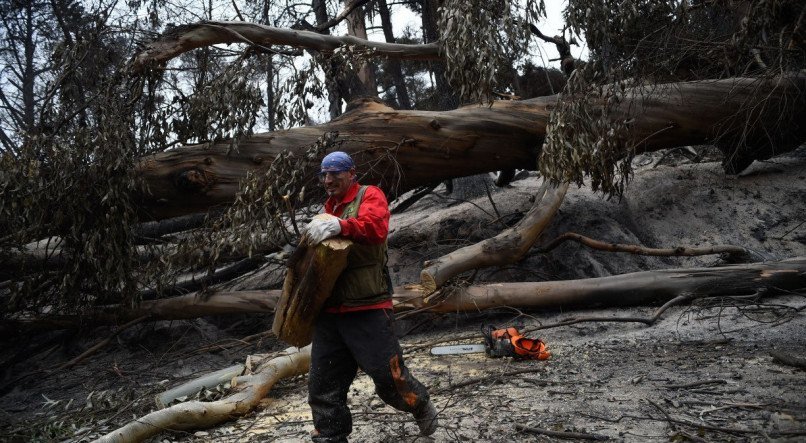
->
[303, 151, 438, 442]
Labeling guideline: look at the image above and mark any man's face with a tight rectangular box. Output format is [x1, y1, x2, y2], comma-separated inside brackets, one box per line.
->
[321, 169, 355, 200]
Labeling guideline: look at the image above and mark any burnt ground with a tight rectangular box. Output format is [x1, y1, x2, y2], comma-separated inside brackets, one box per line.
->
[1, 149, 805, 442]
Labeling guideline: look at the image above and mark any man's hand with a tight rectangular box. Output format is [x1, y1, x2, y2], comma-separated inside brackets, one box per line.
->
[305, 214, 342, 244]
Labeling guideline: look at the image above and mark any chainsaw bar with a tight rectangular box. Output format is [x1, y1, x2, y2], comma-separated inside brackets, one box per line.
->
[430, 344, 486, 355]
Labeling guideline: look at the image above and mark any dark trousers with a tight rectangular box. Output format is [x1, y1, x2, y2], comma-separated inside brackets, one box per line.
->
[308, 309, 430, 442]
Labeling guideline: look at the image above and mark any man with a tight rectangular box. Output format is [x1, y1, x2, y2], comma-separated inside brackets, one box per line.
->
[304, 151, 437, 442]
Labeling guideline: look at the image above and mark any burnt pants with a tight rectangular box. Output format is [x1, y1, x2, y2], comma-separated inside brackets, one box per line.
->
[308, 309, 430, 442]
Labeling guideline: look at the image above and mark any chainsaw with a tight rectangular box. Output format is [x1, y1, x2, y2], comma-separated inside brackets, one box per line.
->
[430, 325, 550, 360]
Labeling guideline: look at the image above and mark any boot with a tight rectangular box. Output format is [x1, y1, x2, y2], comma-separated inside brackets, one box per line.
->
[413, 401, 438, 436]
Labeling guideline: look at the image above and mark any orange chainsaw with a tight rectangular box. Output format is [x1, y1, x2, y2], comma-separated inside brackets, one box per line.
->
[430, 325, 550, 360]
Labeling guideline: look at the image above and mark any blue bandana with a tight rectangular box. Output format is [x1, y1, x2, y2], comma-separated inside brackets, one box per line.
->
[320, 151, 355, 173]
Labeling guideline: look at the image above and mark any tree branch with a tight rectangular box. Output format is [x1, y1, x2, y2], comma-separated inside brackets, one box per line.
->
[538, 232, 758, 261]
[131, 20, 441, 73]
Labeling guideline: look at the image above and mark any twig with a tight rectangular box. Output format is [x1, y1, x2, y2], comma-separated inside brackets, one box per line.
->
[390, 183, 439, 214]
[770, 220, 805, 240]
[523, 294, 694, 333]
[515, 423, 608, 440]
[406, 294, 693, 353]
[482, 181, 506, 229]
[435, 367, 546, 394]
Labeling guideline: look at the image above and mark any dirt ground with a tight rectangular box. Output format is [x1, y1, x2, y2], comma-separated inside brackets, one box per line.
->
[1, 149, 805, 442]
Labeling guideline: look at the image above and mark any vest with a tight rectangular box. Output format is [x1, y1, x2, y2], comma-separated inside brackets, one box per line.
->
[326, 186, 392, 308]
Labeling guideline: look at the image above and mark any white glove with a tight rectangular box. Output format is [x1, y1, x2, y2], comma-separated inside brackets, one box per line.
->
[305, 214, 342, 244]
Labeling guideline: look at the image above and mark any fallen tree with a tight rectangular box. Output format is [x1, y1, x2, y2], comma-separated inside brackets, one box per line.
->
[6, 257, 804, 333]
[93, 256, 806, 443]
[127, 23, 806, 220]
[95, 345, 312, 443]
[134, 74, 806, 219]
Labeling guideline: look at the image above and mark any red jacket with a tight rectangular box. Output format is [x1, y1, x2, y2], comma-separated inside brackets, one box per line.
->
[324, 182, 393, 313]
[325, 182, 389, 245]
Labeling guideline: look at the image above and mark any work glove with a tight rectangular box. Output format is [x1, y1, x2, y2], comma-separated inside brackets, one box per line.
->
[305, 213, 342, 245]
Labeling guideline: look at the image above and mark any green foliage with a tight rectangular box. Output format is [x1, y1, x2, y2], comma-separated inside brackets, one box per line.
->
[171, 53, 263, 153]
[540, 0, 806, 197]
[154, 132, 340, 290]
[438, 0, 545, 103]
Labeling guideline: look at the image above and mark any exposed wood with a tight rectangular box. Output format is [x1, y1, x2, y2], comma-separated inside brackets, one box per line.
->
[405, 257, 806, 313]
[420, 182, 568, 292]
[96, 345, 311, 443]
[7, 258, 804, 332]
[132, 75, 806, 220]
[273, 238, 352, 347]
[131, 21, 440, 73]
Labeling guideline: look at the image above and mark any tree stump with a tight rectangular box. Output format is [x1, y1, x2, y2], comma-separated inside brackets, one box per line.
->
[272, 238, 352, 346]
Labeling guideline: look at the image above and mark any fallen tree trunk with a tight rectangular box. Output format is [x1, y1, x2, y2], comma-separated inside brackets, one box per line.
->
[134, 76, 806, 220]
[130, 21, 806, 220]
[0, 290, 278, 333]
[7, 258, 804, 332]
[96, 345, 311, 443]
[131, 21, 440, 73]
[400, 256, 806, 313]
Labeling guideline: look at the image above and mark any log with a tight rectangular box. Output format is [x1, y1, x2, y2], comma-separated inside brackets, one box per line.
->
[272, 238, 352, 347]
[0, 290, 279, 334]
[420, 182, 568, 292]
[8, 258, 804, 332]
[96, 345, 311, 443]
[133, 75, 806, 220]
[400, 257, 806, 313]
[155, 364, 245, 408]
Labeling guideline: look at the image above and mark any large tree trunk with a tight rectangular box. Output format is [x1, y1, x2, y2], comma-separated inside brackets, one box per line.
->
[134, 76, 806, 220]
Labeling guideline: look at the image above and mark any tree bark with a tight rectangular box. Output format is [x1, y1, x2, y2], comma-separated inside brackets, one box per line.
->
[344, 2, 377, 95]
[273, 238, 351, 347]
[133, 75, 806, 220]
[402, 256, 806, 313]
[420, 182, 568, 292]
[7, 258, 804, 332]
[131, 21, 440, 73]
[377, 0, 412, 109]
